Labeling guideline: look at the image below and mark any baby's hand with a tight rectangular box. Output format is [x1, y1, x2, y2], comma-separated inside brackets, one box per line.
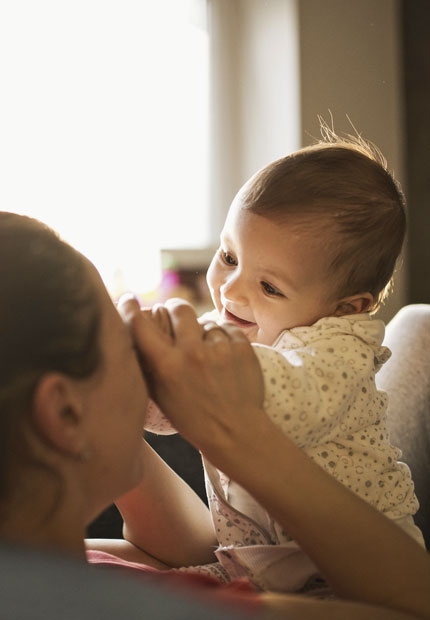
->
[198, 307, 219, 325]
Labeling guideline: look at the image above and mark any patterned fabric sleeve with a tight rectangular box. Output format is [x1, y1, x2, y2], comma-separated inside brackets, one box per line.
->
[252, 336, 377, 449]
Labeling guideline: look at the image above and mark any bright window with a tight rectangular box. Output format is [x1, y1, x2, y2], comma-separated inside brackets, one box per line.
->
[0, 0, 209, 296]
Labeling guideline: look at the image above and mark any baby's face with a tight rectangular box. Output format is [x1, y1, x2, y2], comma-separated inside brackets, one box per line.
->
[206, 193, 340, 345]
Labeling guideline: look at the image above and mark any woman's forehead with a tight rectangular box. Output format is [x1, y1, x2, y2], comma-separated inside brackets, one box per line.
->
[81, 258, 121, 333]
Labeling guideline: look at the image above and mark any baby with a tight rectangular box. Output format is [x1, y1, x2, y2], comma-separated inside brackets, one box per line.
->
[145, 136, 424, 592]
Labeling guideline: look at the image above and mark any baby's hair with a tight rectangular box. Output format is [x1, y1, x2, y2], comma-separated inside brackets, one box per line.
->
[241, 130, 406, 312]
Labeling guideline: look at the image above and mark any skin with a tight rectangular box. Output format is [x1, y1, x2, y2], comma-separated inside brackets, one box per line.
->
[206, 191, 373, 344]
[73, 263, 149, 523]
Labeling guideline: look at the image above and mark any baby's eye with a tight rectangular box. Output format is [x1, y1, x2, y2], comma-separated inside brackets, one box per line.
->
[261, 281, 284, 297]
[220, 250, 237, 266]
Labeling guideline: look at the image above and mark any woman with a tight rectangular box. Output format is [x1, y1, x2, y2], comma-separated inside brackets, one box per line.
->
[0, 211, 428, 619]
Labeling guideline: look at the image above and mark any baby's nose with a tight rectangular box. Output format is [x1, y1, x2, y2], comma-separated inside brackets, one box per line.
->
[221, 273, 248, 306]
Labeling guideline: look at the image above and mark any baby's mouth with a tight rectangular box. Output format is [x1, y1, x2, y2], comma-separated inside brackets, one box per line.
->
[224, 308, 256, 327]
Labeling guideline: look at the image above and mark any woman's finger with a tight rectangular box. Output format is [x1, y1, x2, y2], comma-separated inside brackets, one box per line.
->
[125, 310, 173, 376]
[117, 294, 141, 325]
[116, 296, 174, 373]
[202, 322, 231, 342]
[164, 298, 203, 344]
[151, 303, 173, 337]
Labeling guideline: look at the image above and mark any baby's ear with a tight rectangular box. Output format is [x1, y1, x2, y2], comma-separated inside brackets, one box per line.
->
[334, 292, 374, 317]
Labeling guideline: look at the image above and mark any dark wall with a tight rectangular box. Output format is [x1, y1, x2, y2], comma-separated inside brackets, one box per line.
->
[402, 0, 430, 303]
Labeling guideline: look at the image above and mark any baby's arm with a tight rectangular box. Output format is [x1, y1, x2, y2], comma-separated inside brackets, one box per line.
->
[251, 342, 359, 448]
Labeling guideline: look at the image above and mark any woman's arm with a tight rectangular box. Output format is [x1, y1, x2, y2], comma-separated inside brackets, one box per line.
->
[122, 297, 430, 619]
[87, 440, 216, 568]
[222, 414, 430, 619]
[114, 440, 217, 568]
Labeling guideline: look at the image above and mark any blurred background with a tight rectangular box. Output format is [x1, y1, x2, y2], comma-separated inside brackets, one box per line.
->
[1, 0, 429, 325]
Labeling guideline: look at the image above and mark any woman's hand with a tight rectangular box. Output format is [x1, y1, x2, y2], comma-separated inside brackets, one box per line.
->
[118, 297, 264, 462]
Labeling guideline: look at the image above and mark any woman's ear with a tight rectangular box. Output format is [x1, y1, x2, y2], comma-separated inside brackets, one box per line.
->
[334, 292, 374, 317]
[31, 374, 87, 458]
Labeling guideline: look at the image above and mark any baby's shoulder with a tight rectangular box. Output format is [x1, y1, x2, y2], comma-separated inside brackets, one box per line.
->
[274, 314, 385, 352]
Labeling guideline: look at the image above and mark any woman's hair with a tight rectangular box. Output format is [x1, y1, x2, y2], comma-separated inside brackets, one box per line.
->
[0, 212, 103, 496]
[241, 136, 407, 311]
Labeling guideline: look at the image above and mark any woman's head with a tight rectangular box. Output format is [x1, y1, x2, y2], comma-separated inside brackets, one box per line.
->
[0, 213, 102, 409]
[0, 213, 147, 528]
